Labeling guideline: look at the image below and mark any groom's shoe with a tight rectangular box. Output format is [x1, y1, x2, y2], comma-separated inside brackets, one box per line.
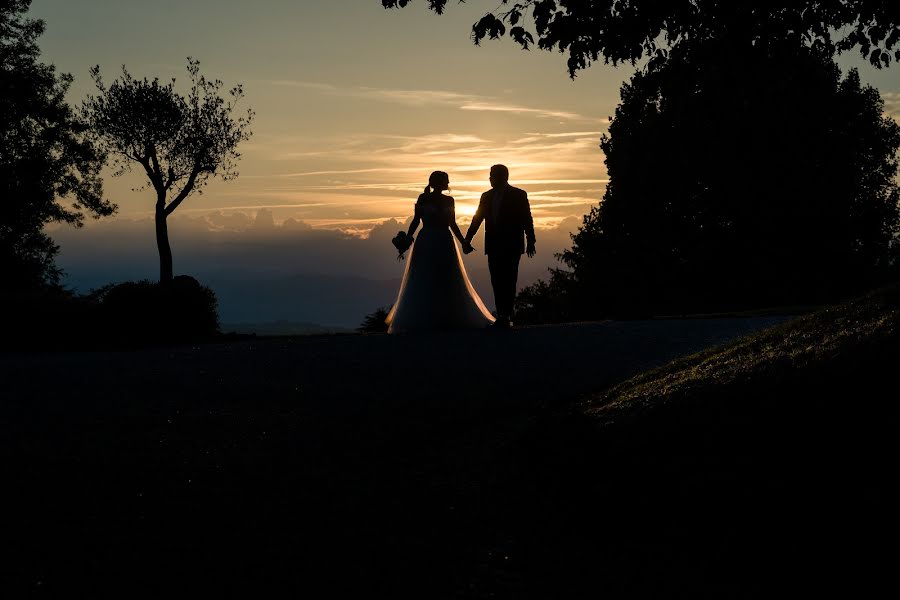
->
[493, 315, 512, 329]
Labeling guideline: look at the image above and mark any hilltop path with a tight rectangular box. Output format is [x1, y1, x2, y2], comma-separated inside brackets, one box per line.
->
[4, 317, 787, 413]
[1, 317, 789, 595]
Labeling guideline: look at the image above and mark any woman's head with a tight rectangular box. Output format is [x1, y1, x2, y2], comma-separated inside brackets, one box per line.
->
[425, 171, 450, 194]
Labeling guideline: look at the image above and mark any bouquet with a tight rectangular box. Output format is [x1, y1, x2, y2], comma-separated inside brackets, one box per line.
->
[391, 231, 414, 260]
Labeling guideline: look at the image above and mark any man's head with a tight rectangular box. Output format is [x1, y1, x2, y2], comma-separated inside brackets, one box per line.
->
[489, 164, 509, 190]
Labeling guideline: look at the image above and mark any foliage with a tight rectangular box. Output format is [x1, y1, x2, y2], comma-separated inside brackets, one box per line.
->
[89, 275, 220, 344]
[557, 37, 900, 317]
[81, 59, 253, 281]
[4, 285, 99, 348]
[514, 268, 576, 324]
[358, 305, 391, 333]
[0, 0, 114, 289]
[4, 275, 219, 348]
[382, 0, 900, 76]
[82, 59, 253, 203]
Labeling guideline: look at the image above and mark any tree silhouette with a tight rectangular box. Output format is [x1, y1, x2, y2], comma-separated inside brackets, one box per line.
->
[358, 306, 391, 333]
[82, 59, 254, 283]
[1, 0, 114, 290]
[542, 37, 900, 317]
[382, 1, 900, 75]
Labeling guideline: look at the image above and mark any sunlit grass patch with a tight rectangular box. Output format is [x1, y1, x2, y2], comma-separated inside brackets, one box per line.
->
[584, 284, 900, 423]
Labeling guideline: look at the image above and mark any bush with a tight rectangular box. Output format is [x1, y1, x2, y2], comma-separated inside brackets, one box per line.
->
[4, 286, 100, 348]
[90, 276, 219, 344]
[358, 306, 390, 333]
[3, 276, 219, 349]
[514, 269, 581, 325]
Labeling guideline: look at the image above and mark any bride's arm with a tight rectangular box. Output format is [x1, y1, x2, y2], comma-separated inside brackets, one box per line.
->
[406, 215, 420, 238]
[406, 198, 422, 237]
[448, 198, 466, 244]
[450, 221, 466, 244]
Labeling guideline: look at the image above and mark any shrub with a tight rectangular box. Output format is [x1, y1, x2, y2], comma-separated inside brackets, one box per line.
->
[358, 306, 390, 333]
[90, 275, 219, 344]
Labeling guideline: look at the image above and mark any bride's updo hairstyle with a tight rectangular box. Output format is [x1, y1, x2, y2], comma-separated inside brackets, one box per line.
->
[424, 170, 450, 195]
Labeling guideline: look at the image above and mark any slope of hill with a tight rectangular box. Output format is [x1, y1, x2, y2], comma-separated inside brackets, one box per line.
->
[501, 285, 900, 597]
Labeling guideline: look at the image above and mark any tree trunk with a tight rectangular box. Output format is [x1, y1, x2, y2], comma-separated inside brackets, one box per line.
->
[156, 205, 173, 283]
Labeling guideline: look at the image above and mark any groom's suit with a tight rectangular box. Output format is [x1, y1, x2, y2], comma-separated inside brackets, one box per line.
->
[465, 184, 536, 319]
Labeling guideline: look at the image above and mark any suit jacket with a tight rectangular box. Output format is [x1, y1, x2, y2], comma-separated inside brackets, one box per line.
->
[465, 185, 536, 255]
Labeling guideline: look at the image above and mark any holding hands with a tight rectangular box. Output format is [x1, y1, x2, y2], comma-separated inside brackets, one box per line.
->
[462, 240, 476, 255]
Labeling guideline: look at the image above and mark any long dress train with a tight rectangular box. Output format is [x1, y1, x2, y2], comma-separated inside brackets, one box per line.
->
[386, 194, 495, 333]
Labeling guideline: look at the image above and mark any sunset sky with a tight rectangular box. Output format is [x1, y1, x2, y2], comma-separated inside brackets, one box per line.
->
[28, 0, 900, 326]
[31, 0, 900, 232]
[31, 0, 628, 232]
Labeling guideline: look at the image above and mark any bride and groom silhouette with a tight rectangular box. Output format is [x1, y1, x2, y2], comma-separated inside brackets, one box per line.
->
[385, 164, 536, 334]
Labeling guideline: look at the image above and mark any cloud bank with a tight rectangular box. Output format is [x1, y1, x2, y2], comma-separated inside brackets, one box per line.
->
[52, 210, 581, 329]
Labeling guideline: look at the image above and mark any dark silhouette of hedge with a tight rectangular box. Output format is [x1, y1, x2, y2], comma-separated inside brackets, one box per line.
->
[89, 276, 220, 344]
[4, 276, 219, 349]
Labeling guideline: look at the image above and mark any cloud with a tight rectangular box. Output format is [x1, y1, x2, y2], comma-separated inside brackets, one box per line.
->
[265, 79, 339, 92]
[883, 92, 900, 121]
[281, 217, 313, 232]
[205, 126, 607, 231]
[207, 211, 253, 231]
[357, 88, 483, 106]
[52, 211, 584, 327]
[459, 102, 584, 121]
[260, 78, 591, 121]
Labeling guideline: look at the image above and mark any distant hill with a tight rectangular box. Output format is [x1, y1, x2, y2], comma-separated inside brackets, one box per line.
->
[221, 320, 353, 336]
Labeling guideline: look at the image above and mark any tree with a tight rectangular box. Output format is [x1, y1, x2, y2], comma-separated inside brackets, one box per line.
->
[558, 36, 900, 315]
[1, 0, 114, 289]
[381, 1, 900, 76]
[82, 59, 254, 282]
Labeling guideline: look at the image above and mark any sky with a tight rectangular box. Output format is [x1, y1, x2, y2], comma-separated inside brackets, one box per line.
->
[32, 0, 625, 231]
[28, 0, 900, 328]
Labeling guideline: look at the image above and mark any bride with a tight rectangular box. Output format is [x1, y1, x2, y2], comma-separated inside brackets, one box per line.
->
[385, 171, 495, 333]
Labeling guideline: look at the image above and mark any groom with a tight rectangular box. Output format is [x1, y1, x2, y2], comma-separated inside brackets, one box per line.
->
[463, 164, 536, 328]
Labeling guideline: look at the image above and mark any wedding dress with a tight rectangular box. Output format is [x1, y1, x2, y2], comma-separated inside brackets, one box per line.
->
[386, 194, 495, 333]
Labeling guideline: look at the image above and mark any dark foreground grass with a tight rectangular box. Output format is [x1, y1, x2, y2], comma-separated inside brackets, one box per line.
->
[502, 285, 900, 597]
[2, 291, 897, 598]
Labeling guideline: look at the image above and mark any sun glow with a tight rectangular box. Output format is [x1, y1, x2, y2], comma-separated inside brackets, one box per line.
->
[85, 51, 610, 239]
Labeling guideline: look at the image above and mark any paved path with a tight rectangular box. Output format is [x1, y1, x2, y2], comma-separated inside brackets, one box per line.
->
[3, 317, 788, 417]
[1, 317, 791, 596]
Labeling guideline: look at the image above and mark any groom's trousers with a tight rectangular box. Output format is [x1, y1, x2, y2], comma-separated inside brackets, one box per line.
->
[488, 252, 521, 318]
